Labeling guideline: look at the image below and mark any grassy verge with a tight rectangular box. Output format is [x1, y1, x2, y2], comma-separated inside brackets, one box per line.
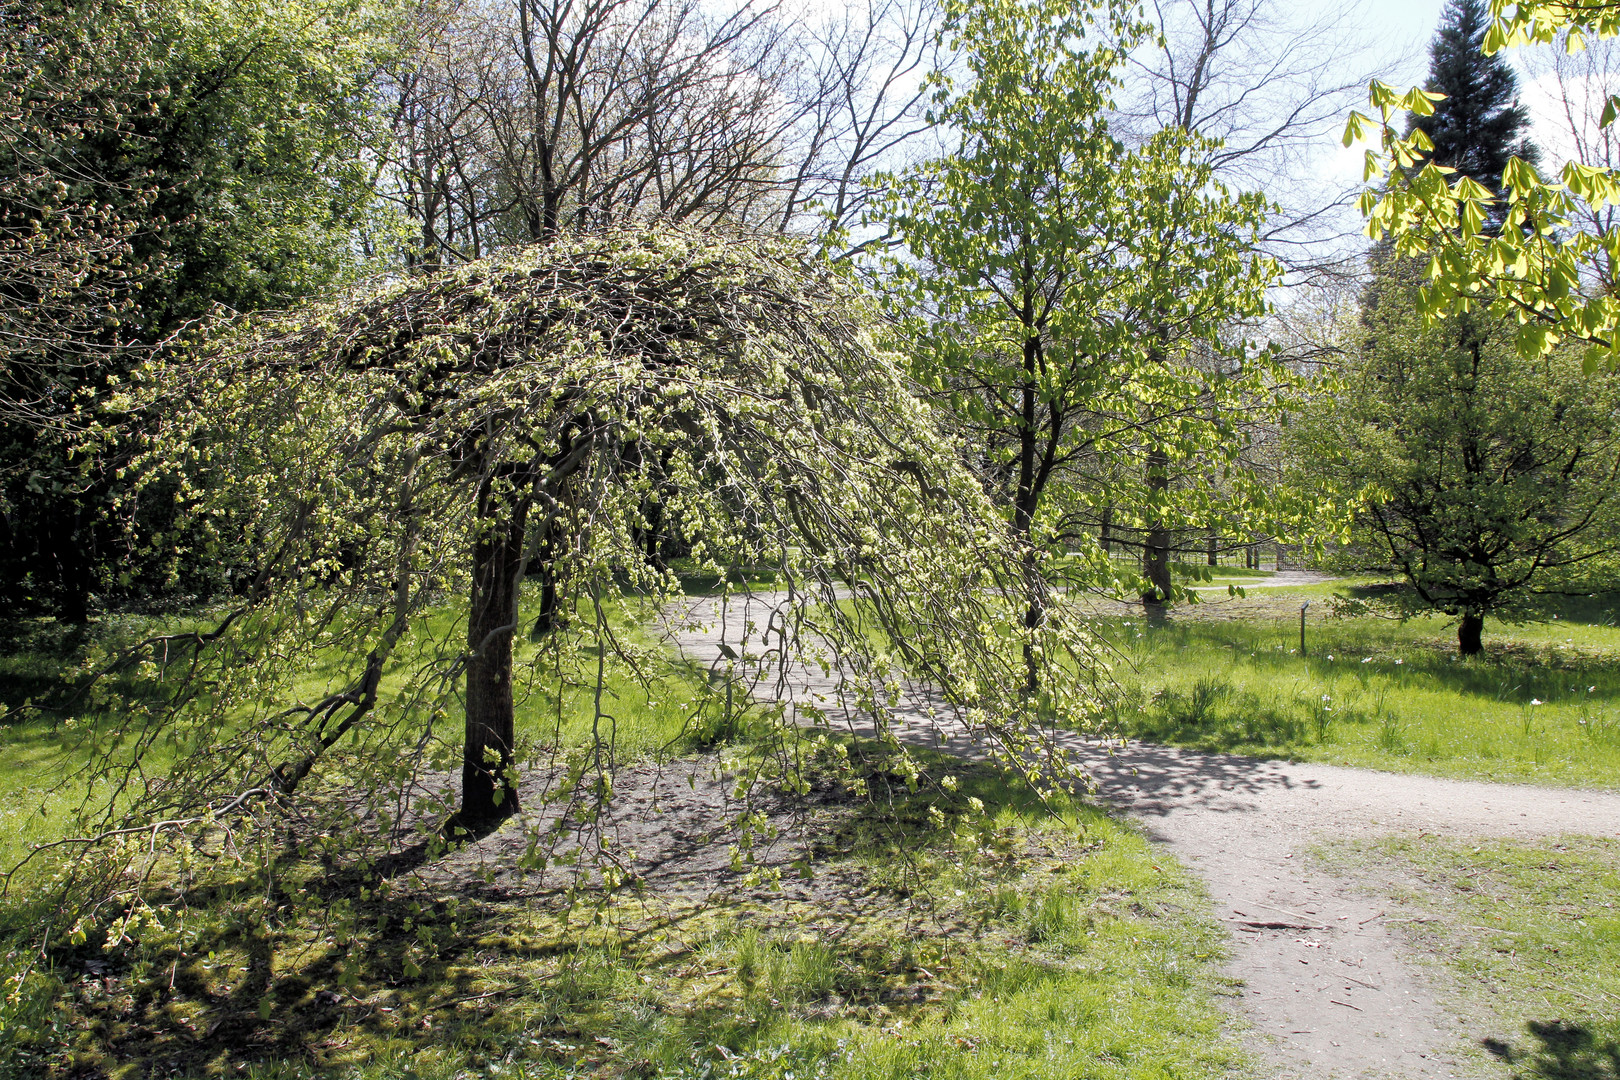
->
[1, 755, 1248, 1080]
[0, 597, 1251, 1080]
[1312, 834, 1620, 1080]
[1098, 582, 1620, 787]
[0, 597, 713, 874]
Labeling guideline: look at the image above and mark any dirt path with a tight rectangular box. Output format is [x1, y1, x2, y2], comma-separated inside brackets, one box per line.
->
[668, 592, 1620, 1080]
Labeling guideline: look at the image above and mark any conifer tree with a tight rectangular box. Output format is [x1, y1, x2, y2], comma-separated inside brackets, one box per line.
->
[1409, 0, 1538, 205]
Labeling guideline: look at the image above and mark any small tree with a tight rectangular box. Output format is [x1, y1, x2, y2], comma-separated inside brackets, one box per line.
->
[1293, 252, 1620, 655]
[20, 230, 1099, 937]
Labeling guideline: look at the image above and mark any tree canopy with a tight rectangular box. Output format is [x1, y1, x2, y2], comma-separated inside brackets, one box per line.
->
[1292, 251, 1620, 654]
[876, 0, 1303, 627]
[28, 229, 1098, 934]
[1, 0, 406, 622]
[1346, 0, 1620, 363]
[1410, 0, 1540, 203]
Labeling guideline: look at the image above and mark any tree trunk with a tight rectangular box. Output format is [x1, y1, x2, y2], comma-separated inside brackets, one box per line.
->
[529, 518, 562, 640]
[457, 468, 536, 833]
[1141, 447, 1171, 623]
[643, 497, 665, 571]
[1458, 612, 1484, 657]
[1014, 343, 1042, 692]
[54, 511, 91, 625]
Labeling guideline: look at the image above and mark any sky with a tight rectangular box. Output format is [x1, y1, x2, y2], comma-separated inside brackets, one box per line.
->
[1319, 0, 1586, 206]
[1362, 0, 1449, 73]
[1320, 0, 1446, 187]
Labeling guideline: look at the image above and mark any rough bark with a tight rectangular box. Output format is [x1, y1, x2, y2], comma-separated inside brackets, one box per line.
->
[1014, 336, 1043, 691]
[1141, 447, 1171, 623]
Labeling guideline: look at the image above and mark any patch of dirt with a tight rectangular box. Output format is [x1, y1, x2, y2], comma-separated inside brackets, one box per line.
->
[400, 757, 867, 912]
[669, 590, 1620, 1080]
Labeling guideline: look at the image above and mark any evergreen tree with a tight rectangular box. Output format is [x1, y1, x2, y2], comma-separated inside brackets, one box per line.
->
[1410, 0, 1539, 203]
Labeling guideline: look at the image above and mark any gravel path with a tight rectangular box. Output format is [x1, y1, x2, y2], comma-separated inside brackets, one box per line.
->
[669, 591, 1620, 1080]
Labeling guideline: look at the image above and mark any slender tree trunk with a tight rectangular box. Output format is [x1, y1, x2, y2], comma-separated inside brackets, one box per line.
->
[1458, 613, 1484, 657]
[643, 497, 665, 571]
[1141, 447, 1171, 624]
[458, 466, 536, 832]
[54, 511, 91, 625]
[1014, 339, 1043, 692]
[529, 518, 562, 640]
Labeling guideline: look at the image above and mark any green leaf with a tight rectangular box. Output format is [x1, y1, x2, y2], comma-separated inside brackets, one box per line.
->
[1343, 111, 1369, 148]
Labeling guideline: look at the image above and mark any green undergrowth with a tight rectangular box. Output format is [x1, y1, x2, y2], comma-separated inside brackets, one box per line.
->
[0, 594, 719, 877]
[1101, 586, 1620, 786]
[0, 756, 1247, 1080]
[1313, 834, 1620, 1080]
[668, 560, 788, 596]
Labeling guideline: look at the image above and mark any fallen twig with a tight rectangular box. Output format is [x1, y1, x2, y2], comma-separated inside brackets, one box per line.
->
[1236, 920, 1323, 931]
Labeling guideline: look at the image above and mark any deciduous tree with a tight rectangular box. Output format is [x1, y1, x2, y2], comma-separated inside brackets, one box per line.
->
[0, 0, 407, 620]
[877, 0, 1297, 641]
[1345, 0, 1620, 363]
[1292, 250, 1620, 655]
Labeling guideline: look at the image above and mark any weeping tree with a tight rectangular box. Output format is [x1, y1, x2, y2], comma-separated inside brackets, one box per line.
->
[16, 230, 1099, 939]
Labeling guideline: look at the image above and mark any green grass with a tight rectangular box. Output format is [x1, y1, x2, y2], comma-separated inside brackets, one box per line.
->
[666, 560, 788, 596]
[0, 597, 1251, 1080]
[1180, 565, 1276, 581]
[1313, 834, 1620, 1079]
[1101, 585, 1620, 787]
[1, 757, 1249, 1080]
[0, 598, 720, 875]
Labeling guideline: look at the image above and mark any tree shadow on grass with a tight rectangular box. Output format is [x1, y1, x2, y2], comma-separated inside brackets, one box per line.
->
[1483, 1019, 1620, 1079]
[1108, 610, 1620, 718]
[32, 753, 1049, 1079]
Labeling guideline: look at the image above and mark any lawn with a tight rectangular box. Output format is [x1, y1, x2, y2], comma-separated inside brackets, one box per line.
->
[1097, 574, 1620, 787]
[0, 601, 1250, 1080]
